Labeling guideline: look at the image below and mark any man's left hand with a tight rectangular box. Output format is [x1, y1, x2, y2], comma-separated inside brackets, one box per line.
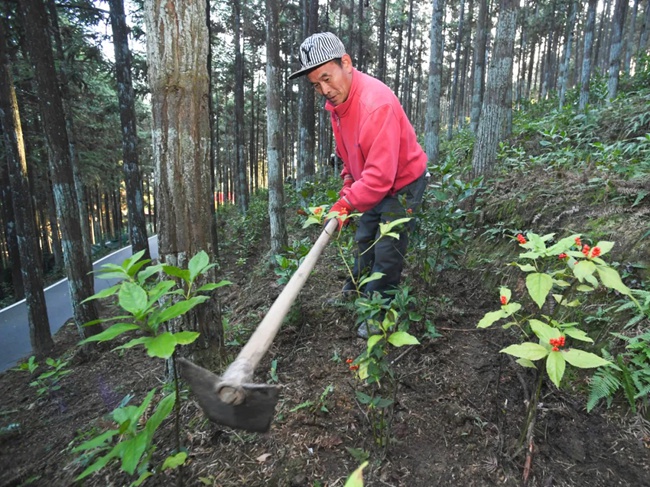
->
[326, 198, 353, 231]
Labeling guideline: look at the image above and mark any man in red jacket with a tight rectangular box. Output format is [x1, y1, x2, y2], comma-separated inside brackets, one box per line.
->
[290, 32, 428, 337]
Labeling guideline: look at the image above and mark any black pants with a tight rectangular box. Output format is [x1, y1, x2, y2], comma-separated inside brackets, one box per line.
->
[350, 171, 428, 299]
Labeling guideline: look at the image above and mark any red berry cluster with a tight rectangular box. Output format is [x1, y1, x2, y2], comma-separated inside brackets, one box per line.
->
[314, 207, 322, 215]
[346, 358, 359, 371]
[517, 234, 527, 244]
[575, 237, 581, 246]
[500, 295, 508, 305]
[580, 244, 601, 259]
[558, 253, 568, 259]
[549, 335, 566, 352]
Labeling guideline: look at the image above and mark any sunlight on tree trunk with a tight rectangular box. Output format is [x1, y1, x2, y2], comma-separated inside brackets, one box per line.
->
[425, 0, 444, 163]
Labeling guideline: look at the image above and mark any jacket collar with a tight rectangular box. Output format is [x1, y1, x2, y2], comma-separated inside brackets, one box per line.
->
[325, 68, 358, 117]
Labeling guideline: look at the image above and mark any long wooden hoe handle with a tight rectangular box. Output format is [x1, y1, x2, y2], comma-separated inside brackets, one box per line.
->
[217, 217, 339, 404]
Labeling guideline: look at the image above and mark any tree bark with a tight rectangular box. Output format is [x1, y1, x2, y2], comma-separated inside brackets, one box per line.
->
[471, 0, 518, 176]
[0, 22, 53, 355]
[145, 0, 223, 362]
[266, 0, 288, 258]
[447, 0, 465, 140]
[579, 0, 598, 110]
[232, 0, 249, 213]
[624, 0, 640, 74]
[607, 0, 628, 100]
[18, 0, 101, 337]
[470, 0, 488, 133]
[425, 0, 444, 163]
[558, 0, 578, 109]
[108, 0, 151, 261]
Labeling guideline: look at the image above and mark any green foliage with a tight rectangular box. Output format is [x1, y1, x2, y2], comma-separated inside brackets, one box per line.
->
[80, 249, 230, 359]
[14, 356, 72, 397]
[477, 231, 639, 389]
[72, 389, 177, 484]
[273, 238, 312, 284]
[343, 461, 369, 487]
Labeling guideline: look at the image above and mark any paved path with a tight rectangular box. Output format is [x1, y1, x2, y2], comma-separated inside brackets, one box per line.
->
[0, 236, 159, 373]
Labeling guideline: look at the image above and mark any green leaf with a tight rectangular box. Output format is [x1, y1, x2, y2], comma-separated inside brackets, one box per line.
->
[516, 358, 537, 369]
[526, 273, 553, 309]
[546, 351, 566, 388]
[387, 331, 420, 347]
[477, 310, 506, 329]
[173, 331, 200, 345]
[162, 452, 188, 470]
[359, 272, 384, 287]
[499, 287, 512, 303]
[563, 328, 594, 343]
[573, 260, 597, 283]
[562, 349, 611, 368]
[596, 265, 631, 295]
[79, 323, 140, 345]
[75, 449, 119, 480]
[112, 337, 150, 352]
[367, 335, 383, 353]
[592, 241, 615, 256]
[188, 251, 210, 281]
[576, 284, 595, 292]
[529, 319, 560, 343]
[344, 461, 369, 487]
[118, 282, 149, 316]
[132, 471, 154, 486]
[72, 429, 118, 452]
[137, 263, 164, 284]
[500, 342, 549, 361]
[82, 285, 120, 303]
[516, 264, 536, 272]
[120, 433, 148, 475]
[196, 280, 232, 293]
[546, 234, 581, 255]
[144, 393, 176, 443]
[146, 332, 177, 359]
[162, 265, 190, 283]
[155, 296, 210, 325]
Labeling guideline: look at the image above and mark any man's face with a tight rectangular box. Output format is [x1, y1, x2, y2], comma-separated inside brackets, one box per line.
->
[306, 55, 353, 106]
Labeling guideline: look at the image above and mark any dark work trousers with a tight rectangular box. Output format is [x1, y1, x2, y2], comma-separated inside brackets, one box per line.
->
[350, 171, 428, 299]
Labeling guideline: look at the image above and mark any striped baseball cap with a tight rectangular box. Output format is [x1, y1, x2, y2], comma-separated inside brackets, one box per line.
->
[289, 32, 347, 80]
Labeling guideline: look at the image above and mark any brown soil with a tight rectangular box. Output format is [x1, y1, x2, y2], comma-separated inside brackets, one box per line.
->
[1, 188, 650, 487]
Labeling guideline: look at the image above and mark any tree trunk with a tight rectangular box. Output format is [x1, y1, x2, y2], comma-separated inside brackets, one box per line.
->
[232, 0, 248, 213]
[18, 0, 101, 337]
[558, 0, 578, 109]
[266, 0, 288, 258]
[377, 0, 388, 82]
[108, 0, 151, 261]
[0, 154, 24, 300]
[447, 0, 465, 140]
[0, 23, 53, 355]
[608, 0, 628, 100]
[425, 0, 444, 162]
[470, 0, 488, 133]
[579, 0, 598, 110]
[296, 0, 318, 190]
[471, 0, 518, 176]
[624, 0, 640, 74]
[144, 0, 223, 363]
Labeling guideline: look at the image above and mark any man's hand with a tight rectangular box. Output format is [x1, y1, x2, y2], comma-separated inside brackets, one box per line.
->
[326, 198, 353, 231]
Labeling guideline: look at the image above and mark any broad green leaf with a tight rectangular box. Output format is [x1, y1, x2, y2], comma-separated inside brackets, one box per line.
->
[162, 452, 188, 470]
[526, 273, 553, 308]
[367, 335, 383, 353]
[132, 471, 153, 486]
[79, 323, 140, 345]
[344, 461, 369, 487]
[130, 389, 157, 426]
[145, 393, 176, 442]
[120, 433, 148, 475]
[173, 331, 200, 345]
[502, 302, 522, 316]
[546, 351, 566, 388]
[118, 282, 148, 316]
[147, 280, 177, 304]
[188, 251, 210, 281]
[546, 234, 581, 255]
[596, 265, 631, 296]
[592, 241, 615, 256]
[72, 429, 118, 452]
[519, 251, 540, 260]
[113, 337, 150, 352]
[162, 265, 190, 283]
[387, 331, 420, 347]
[501, 342, 549, 361]
[75, 449, 119, 480]
[529, 319, 560, 343]
[516, 264, 536, 272]
[562, 349, 611, 368]
[359, 272, 383, 287]
[477, 310, 506, 329]
[137, 263, 164, 284]
[499, 287, 511, 303]
[572, 260, 597, 283]
[576, 285, 595, 292]
[552, 279, 571, 288]
[155, 296, 210, 325]
[563, 328, 594, 343]
[146, 332, 177, 358]
[196, 280, 232, 293]
[358, 361, 369, 380]
[82, 285, 120, 303]
[516, 358, 537, 369]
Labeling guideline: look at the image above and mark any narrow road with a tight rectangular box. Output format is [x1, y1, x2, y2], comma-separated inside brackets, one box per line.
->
[0, 236, 159, 373]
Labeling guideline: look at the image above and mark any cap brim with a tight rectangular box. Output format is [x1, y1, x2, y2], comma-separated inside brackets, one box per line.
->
[288, 58, 335, 80]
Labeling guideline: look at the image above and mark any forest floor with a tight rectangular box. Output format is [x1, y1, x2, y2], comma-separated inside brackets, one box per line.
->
[1, 165, 650, 487]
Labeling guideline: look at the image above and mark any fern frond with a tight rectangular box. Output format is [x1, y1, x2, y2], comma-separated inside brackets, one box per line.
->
[587, 367, 621, 413]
